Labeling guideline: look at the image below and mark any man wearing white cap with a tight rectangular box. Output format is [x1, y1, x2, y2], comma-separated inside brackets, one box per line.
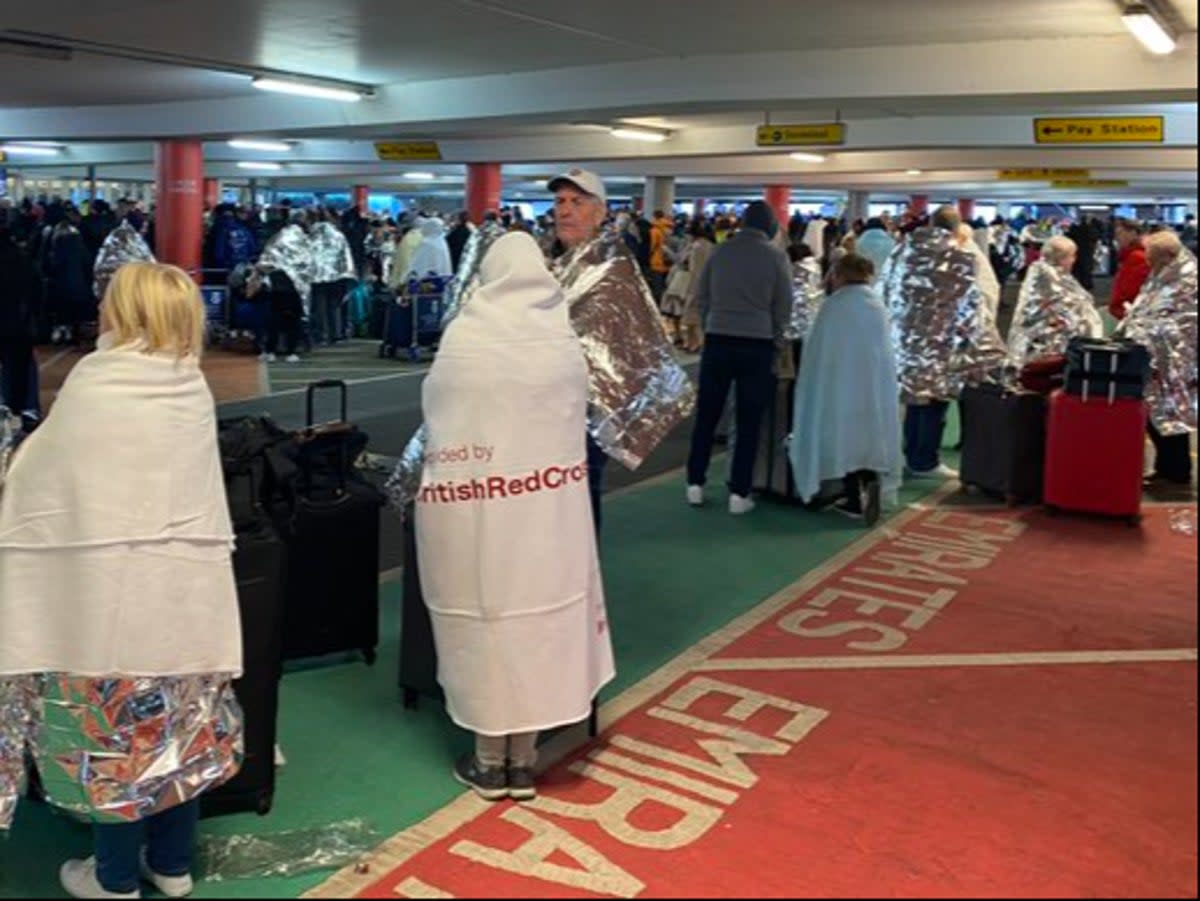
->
[546, 168, 695, 530]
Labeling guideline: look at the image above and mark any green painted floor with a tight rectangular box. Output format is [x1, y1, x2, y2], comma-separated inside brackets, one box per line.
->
[0, 429, 961, 899]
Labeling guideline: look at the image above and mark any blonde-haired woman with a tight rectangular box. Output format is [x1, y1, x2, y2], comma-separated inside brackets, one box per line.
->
[0, 262, 243, 899]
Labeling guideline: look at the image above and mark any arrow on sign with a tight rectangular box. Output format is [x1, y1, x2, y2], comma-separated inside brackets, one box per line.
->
[1041, 126, 1064, 136]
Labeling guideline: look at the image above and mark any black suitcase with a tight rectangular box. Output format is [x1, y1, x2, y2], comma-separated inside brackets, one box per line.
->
[202, 514, 285, 817]
[959, 384, 1047, 505]
[275, 381, 383, 664]
[1064, 337, 1151, 402]
[398, 506, 598, 737]
[398, 507, 442, 707]
[752, 343, 802, 501]
[202, 436, 287, 818]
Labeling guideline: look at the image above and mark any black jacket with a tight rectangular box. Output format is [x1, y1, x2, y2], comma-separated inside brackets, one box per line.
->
[0, 239, 42, 341]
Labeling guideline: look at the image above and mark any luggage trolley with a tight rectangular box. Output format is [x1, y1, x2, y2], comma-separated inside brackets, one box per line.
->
[380, 273, 452, 362]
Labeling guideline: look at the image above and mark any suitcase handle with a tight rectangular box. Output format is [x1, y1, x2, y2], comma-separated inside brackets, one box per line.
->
[306, 379, 348, 427]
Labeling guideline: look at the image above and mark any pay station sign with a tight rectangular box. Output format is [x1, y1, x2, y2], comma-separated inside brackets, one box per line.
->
[1034, 116, 1164, 144]
[755, 123, 846, 147]
[374, 141, 443, 161]
[997, 168, 1091, 181]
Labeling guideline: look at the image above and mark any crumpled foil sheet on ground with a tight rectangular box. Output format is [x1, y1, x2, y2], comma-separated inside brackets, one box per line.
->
[880, 227, 1007, 401]
[1117, 247, 1198, 436]
[257, 224, 315, 304]
[0, 677, 38, 830]
[195, 818, 382, 881]
[553, 230, 696, 470]
[785, 257, 824, 342]
[92, 222, 156, 300]
[308, 221, 357, 284]
[1007, 260, 1105, 370]
[1168, 507, 1197, 536]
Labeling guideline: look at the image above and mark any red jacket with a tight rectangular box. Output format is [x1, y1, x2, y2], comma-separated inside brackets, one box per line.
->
[1110, 240, 1150, 320]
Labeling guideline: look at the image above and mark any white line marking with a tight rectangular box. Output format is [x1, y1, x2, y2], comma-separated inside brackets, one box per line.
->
[695, 648, 1199, 672]
[38, 349, 71, 372]
[244, 368, 430, 404]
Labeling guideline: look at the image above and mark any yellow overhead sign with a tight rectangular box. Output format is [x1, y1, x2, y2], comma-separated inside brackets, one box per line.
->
[1050, 179, 1131, 189]
[756, 123, 846, 147]
[1034, 116, 1164, 144]
[997, 168, 1091, 181]
[374, 141, 442, 161]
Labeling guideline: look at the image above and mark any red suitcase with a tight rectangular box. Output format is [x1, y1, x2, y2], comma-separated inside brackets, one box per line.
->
[1043, 389, 1144, 522]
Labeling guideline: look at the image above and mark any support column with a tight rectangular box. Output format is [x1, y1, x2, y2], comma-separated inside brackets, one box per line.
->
[203, 177, 221, 210]
[693, 197, 708, 218]
[957, 198, 976, 223]
[465, 162, 502, 224]
[154, 139, 204, 275]
[353, 184, 370, 215]
[644, 176, 676, 217]
[87, 165, 97, 202]
[909, 194, 930, 218]
[846, 190, 870, 225]
[764, 185, 791, 234]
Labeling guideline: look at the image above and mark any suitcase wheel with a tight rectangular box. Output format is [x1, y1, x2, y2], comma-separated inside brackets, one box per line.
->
[402, 686, 419, 710]
[256, 794, 273, 816]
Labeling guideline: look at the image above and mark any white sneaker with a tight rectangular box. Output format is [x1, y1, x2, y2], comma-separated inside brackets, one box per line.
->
[285, 354, 301, 364]
[60, 858, 140, 899]
[274, 743, 287, 767]
[906, 463, 959, 480]
[729, 494, 756, 515]
[139, 851, 193, 898]
[686, 485, 704, 506]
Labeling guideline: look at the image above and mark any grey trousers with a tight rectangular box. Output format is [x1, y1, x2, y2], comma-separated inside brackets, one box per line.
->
[476, 731, 538, 769]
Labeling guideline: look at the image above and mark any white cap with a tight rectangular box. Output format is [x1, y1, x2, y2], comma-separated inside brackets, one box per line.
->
[547, 168, 607, 206]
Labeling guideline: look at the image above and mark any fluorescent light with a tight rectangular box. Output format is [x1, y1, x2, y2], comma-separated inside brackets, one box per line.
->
[403, 172, 436, 180]
[0, 143, 61, 156]
[1121, 4, 1176, 54]
[251, 77, 365, 103]
[789, 152, 827, 163]
[228, 138, 293, 152]
[236, 161, 283, 171]
[906, 169, 924, 176]
[611, 126, 670, 143]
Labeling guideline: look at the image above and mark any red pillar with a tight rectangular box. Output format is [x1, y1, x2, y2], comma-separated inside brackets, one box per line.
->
[154, 140, 204, 276]
[764, 185, 791, 234]
[465, 163, 502, 224]
[203, 177, 220, 210]
[909, 194, 930, 218]
[957, 198, 976, 223]
[353, 184, 370, 214]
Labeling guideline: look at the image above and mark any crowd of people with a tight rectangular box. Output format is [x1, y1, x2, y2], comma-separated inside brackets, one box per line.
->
[0, 171, 1196, 899]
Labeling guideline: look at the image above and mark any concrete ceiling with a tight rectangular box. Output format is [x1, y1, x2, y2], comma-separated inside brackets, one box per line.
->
[2, 0, 1197, 204]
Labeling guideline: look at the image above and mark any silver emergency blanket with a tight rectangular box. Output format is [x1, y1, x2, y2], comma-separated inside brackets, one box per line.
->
[257, 224, 314, 304]
[92, 222, 156, 300]
[0, 408, 18, 486]
[385, 224, 506, 510]
[0, 674, 242, 829]
[880, 227, 1007, 402]
[784, 258, 825, 341]
[1007, 260, 1105, 370]
[553, 231, 696, 469]
[309, 221, 356, 284]
[1117, 247, 1198, 435]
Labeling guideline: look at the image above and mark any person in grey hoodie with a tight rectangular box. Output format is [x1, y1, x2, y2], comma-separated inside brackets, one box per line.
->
[686, 201, 792, 514]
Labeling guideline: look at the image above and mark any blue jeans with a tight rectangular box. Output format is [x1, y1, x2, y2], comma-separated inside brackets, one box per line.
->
[903, 401, 949, 472]
[94, 799, 199, 894]
[687, 334, 776, 498]
[586, 433, 607, 533]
